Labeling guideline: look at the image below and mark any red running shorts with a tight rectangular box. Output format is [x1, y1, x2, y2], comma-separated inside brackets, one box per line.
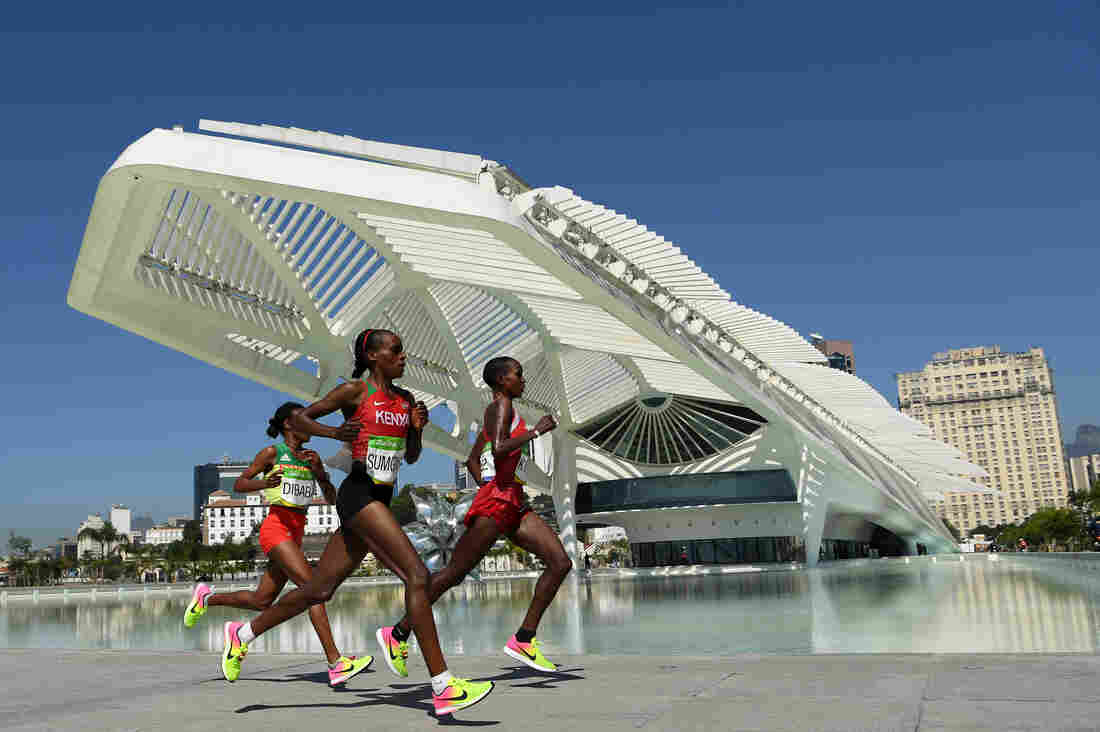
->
[258, 505, 307, 555]
[464, 482, 532, 536]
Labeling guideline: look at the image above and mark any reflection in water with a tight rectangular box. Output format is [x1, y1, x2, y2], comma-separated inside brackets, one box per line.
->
[2, 560, 1097, 656]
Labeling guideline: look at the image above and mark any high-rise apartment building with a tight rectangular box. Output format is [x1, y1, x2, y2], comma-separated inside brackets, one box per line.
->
[110, 504, 131, 539]
[1068, 454, 1100, 494]
[897, 345, 1068, 534]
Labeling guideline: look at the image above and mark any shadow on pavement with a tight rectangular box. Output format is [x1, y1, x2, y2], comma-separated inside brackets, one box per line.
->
[233, 664, 585, 722]
[235, 684, 499, 725]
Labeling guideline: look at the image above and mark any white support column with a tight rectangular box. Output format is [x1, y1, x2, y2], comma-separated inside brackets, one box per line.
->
[552, 433, 581, 571]
[802, 495, 828, 568]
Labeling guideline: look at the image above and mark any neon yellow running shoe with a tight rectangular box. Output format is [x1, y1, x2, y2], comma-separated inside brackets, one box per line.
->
[376, 626, 409, 678]
[433, 677, 494, 716]
[221, 621, 249, 682]
[503, 635, 557, 672]
[183, 583, 212, 628]
[328, 654, 373, 686]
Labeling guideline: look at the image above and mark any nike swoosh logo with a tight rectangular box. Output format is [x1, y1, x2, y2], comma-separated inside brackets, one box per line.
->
[519, 646, 537, 660]
[443, 689, 468, 702]
[373, 400, 385, 407]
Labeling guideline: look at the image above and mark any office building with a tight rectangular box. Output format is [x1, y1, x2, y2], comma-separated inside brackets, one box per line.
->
[897, 345, 1068, 534]
[193, 459, 250, 521]
[110, 504, 131, 540]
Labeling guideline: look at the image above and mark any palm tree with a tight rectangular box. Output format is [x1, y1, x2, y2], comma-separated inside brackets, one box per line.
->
[77, 527, 103, 579]
[99, 521, 119, 559]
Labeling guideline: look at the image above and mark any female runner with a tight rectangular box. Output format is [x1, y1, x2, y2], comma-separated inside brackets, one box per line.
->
[183, 402, 372, 686]
[376, 356, 571, 675]
[219, 329, 493, 716]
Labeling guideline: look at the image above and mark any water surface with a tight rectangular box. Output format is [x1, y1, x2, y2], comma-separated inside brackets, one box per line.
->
[3, 557, 1097, 657]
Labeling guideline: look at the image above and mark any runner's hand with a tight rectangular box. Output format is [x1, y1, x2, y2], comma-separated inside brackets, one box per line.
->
[535, 414, 557, 435]
[411, 401, 429, 430]
[334, 420, 361, 442]
[292, 449, 325, 476]
[265, 469, 284, 491]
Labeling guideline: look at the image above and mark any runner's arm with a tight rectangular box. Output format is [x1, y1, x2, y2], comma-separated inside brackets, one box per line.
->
[405, 400, 427, 464]
[234, 447, 279, 493]
[290, 382, 363, 442]
[465, 431, 489, 486]
[488, 398, 541, 459]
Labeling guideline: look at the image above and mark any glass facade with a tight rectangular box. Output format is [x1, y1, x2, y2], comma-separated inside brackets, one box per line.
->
[631, 536, 806, 567]
[819, 539, 871, 561]
[576, 469, 797, 514]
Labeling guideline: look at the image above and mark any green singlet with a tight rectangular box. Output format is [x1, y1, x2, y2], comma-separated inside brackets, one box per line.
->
[263, 443, 318, 508]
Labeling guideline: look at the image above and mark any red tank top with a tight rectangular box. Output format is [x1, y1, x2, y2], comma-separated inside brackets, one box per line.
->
[482, 408, 531, 498]
[350, 381, 411, 485]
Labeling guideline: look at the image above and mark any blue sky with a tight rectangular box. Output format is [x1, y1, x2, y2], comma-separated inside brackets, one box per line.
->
[2, 2, 1098, 547]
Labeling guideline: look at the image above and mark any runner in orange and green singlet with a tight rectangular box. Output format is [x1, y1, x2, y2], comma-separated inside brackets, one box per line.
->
[183, 402, 372, 687]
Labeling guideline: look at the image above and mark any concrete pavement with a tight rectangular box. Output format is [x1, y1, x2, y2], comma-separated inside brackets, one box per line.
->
[3, 650, 1100, 731]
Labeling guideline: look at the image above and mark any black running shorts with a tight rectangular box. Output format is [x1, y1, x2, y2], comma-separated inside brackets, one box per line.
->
[336, 461, 395, 531]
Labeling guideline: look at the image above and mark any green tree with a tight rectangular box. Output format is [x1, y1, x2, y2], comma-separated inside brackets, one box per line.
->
[942, 518, 961, 542]
[7, 531, 31, 558]
[182, 520, 202, 546]
[390, 483, 428, 526]
[99, 521, 119, 558]
[1025, 507, 1083, 551]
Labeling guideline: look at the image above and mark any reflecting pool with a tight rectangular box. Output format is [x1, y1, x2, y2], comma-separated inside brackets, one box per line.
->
[3, 557, 1099, 657]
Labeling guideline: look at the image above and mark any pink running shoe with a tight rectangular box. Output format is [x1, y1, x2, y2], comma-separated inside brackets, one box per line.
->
[183, 583, 213, 628]
[327, 655, 373, 686]
[221, 621, 249, 682]
[375, 626, 408, 677]
[433, 677, 494, 716]
[503, 634, 557, 671]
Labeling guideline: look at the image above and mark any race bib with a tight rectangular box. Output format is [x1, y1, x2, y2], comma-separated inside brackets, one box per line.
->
[278, 471, 317, 507]
[479, 442, 496, 481]
[365, 435, 406, 486]
[515, 443, 531, 484]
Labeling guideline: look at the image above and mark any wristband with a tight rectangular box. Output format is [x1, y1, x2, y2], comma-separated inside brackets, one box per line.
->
[532, 428, 540, 438]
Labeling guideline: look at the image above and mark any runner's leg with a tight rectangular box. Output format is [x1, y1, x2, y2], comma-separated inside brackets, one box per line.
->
[207, 563, 288, 611]
[510, 512, 572, 634]
[267, 540, 341, 664]
[345, 501, 449, 675]
[246, 530, 366, 636]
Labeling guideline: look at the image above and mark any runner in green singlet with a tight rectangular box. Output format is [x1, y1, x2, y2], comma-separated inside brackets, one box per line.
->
[182, 402, 373, 687]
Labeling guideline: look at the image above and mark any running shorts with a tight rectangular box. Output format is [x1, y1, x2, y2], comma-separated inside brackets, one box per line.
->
[464, 481, 532, 535]
[258, 505, 307, 555]
[336, 461, 395, 530]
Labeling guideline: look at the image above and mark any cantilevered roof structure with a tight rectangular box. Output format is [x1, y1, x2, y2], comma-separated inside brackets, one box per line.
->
[69, 120, 984, 564]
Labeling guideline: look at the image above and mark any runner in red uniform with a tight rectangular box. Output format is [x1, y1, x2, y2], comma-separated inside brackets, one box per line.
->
[377, 356, 571, 673]
[183, 402, 372, 687]
[218, 329, 494, 716]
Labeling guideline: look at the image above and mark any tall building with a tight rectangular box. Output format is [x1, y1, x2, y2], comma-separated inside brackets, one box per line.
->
[132, 514, 155, 532]
[810, 334, 856, 374]
[897, 345, 1068, 534]
[454, 459, 473, 493]
[193, 459, 250, 521]
[110, 504, 131, 539]
[1068, 454, 1100, 494]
